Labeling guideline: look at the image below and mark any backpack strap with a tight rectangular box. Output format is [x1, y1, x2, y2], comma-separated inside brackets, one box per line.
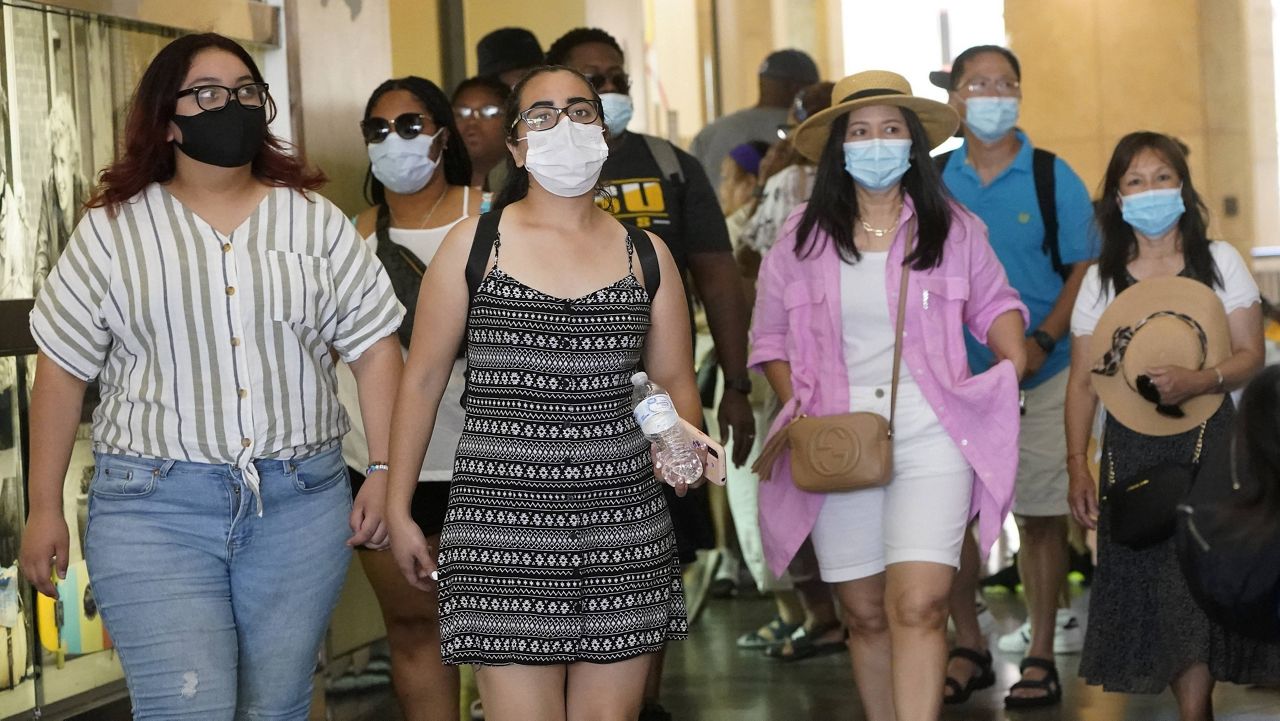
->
[934, 149, 954, 173]
[466, 207, 503, 300]
[642, 134, 684, 186]
[1032, 148, 1067, 281]
[621, 222, 660, 299]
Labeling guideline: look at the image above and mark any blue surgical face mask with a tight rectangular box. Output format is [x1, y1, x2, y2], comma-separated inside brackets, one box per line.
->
[842, 138, 912, 191]
[368, 131, 440, 195]
[964, 97, 1019, 144]
[1120, 186, 1185, 237]
[599, 93, 633, 135]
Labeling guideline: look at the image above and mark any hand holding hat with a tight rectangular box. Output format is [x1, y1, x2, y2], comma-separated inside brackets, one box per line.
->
[1089, 276, 1231, 436]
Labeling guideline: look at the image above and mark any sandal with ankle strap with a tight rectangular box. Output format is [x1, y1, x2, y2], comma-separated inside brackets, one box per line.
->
[943, 647, 995, 705]
[1004, 656, 1062, 709]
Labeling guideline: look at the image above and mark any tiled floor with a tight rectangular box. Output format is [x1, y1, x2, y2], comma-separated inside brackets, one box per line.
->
[326, 586, 1280, 721]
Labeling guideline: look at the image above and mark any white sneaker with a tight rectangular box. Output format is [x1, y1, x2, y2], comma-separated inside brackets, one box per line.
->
[997, 609, 1084, 655]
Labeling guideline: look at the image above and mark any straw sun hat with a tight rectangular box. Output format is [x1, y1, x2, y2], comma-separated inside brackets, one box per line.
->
[1090, 276, 1231, 436]
[792, 70, 960, 161]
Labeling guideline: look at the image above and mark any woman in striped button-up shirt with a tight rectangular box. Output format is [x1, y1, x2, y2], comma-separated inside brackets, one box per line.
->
[19, 34, 404, 719]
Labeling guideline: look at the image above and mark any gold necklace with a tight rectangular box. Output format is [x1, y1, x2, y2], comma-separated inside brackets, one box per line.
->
[859, 206, 902, 238]
[391, 187, 448, 229]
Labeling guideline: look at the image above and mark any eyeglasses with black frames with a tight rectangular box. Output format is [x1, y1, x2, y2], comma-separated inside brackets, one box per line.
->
[176, 82, 270, 112]
[512, 100, 602, 132]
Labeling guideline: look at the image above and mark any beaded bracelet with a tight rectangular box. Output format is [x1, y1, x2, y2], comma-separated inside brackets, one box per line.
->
[365, 462, 390, 476]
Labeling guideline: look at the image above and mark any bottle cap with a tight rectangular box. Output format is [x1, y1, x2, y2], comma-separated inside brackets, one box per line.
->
[630, 371, 648, 385]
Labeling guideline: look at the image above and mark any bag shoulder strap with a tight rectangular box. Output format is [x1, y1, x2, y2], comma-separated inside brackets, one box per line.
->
[1031, 148, 1067, 281]
[888, 219, 914, 438]
[466, 207, 503, 300]
[642, 134, 684, 186]
[621, 222, 661, 299]
[933, 150, 954, 173]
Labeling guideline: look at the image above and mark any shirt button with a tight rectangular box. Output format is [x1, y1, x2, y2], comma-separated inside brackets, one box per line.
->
[231, 337, 241, 347]
[960, 439, 969, 446]
[222, 243, 232, 253]
[874, 388, 885, 398]
[241, 438, 252, 448]
[238, 388, 248, 399]
[225, 286, 236, 296]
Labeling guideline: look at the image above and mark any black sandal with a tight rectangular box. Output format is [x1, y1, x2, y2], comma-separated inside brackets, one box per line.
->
[1004, 656, 1062, 709]
[763, 620, 846, 662]
[943, 647, 995, 705]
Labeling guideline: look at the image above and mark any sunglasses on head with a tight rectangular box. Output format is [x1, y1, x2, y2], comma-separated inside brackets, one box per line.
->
[1135, 374, 1186, 418]
[585, 71, 630, 94]
[360, 113, 434, 144]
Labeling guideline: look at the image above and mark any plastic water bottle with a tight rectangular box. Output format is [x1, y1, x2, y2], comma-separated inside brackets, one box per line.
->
[630, 371, 703, 486]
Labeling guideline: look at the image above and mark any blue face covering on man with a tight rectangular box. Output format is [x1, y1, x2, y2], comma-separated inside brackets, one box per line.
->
[842, 138, 912, 191]
[1120, 186, 1185, 237]
[600, 93, 633, 135]
[964, 97, 1019, 144]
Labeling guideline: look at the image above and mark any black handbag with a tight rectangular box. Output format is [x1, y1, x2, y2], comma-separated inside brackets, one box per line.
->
[1105, 422, 1205, 550]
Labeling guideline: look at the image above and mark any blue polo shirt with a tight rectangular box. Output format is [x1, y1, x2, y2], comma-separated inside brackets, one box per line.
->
[943, 131, 1099, 389]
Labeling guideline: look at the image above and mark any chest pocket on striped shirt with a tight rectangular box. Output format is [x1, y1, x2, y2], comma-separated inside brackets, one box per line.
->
[264, 250, 334, 330]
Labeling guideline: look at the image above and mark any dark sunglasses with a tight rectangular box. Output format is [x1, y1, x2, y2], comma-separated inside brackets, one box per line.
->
[585, 71, 630, 94]
[1135, 375, 1185, 418]
[360, 113, 432, 144]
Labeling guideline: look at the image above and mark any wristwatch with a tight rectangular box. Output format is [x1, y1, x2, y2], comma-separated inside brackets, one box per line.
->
[723, 377, 753, 394]
[1030, 329, 1056, 355]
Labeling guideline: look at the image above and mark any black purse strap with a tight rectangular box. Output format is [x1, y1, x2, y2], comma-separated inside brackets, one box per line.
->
[1107, 421, 1207, 488]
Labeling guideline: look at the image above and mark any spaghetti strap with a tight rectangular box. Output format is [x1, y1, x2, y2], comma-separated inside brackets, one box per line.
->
[625, 230, 635, 277]
[461, 185, 472, 219]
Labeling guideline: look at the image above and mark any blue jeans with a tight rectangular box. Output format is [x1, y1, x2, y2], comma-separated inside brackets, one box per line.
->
[84, 444, 352, 720]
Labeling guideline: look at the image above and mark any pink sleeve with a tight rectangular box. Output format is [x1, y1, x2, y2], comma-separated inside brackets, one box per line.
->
[960, 210, 1029, 344]
[748, 212, 803, 370]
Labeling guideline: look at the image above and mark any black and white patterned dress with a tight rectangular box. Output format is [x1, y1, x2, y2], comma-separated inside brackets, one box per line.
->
[437, 222, 688, 666]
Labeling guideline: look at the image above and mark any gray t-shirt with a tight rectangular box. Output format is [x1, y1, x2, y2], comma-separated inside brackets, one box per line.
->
[689, 105, 789, 191]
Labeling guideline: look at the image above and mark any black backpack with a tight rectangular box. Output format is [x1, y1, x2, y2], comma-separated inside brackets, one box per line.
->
[936, 147, 1069, 281]
[1175, 438, 1280, 641]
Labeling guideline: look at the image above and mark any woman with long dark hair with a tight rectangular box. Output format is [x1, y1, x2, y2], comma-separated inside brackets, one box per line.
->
[336, 76, 478, 721]
[750, 71, 1027, 721]
[385, 65, 705, 720]
[1067, 131, 1272, 720]
[18, 33, 404, 718]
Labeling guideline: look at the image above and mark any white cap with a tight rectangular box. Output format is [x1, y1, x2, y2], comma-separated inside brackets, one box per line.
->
[630, 371, 648, 385]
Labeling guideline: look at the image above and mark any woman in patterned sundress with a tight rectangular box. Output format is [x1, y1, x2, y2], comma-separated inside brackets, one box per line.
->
[386, 66, 705, 721]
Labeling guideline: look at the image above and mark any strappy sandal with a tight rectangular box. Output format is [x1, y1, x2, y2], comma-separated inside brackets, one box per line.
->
[736, 615, 802, 649]
[943, 647, 995, 705]
[1004, 656, 1062, 709]
[764, 620, 847, 662]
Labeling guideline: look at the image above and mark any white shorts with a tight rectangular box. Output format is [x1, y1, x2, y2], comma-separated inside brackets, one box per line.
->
[1013, 368, 1070, 517]
[810, 382, 973, 583]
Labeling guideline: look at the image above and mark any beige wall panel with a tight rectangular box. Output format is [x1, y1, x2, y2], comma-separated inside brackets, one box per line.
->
[1096, 0, 1204, 139]
[292, 0, 393, 215]
[390, 0, 443, 81]
[713, 0, 773, 116]
[462, 0, 586, 77]
[1006, 0, 1104, 184]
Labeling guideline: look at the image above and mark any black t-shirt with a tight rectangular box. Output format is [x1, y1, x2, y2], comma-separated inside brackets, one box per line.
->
[596, 132, 732, 276]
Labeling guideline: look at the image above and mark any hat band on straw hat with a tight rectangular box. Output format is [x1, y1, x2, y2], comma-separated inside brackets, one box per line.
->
[1091, 310, 1208, 419]
[840, 88, 907, 103]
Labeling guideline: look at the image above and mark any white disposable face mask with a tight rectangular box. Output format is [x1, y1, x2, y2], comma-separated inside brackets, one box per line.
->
[521, 117, 609, 197]
[368, 130, 441, 195]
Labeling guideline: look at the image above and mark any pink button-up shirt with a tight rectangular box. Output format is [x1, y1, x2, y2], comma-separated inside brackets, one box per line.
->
[749, 198, 1028, 579]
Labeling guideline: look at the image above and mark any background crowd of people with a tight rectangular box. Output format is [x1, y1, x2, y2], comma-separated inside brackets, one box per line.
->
[14, 19, 1280, 721]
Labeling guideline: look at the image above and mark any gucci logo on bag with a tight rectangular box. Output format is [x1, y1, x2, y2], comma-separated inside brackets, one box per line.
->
[811, 426, 860, 476]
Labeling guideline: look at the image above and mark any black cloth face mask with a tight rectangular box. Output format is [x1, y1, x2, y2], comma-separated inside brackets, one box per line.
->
[172, 103, 267, 168]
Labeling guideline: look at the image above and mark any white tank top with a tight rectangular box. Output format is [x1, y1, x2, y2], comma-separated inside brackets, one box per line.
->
[338, 186, 472, 481]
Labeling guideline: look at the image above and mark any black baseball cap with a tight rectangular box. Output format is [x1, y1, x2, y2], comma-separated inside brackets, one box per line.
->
[477, 27, 544, 79]
[758, 49, 819, 86]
